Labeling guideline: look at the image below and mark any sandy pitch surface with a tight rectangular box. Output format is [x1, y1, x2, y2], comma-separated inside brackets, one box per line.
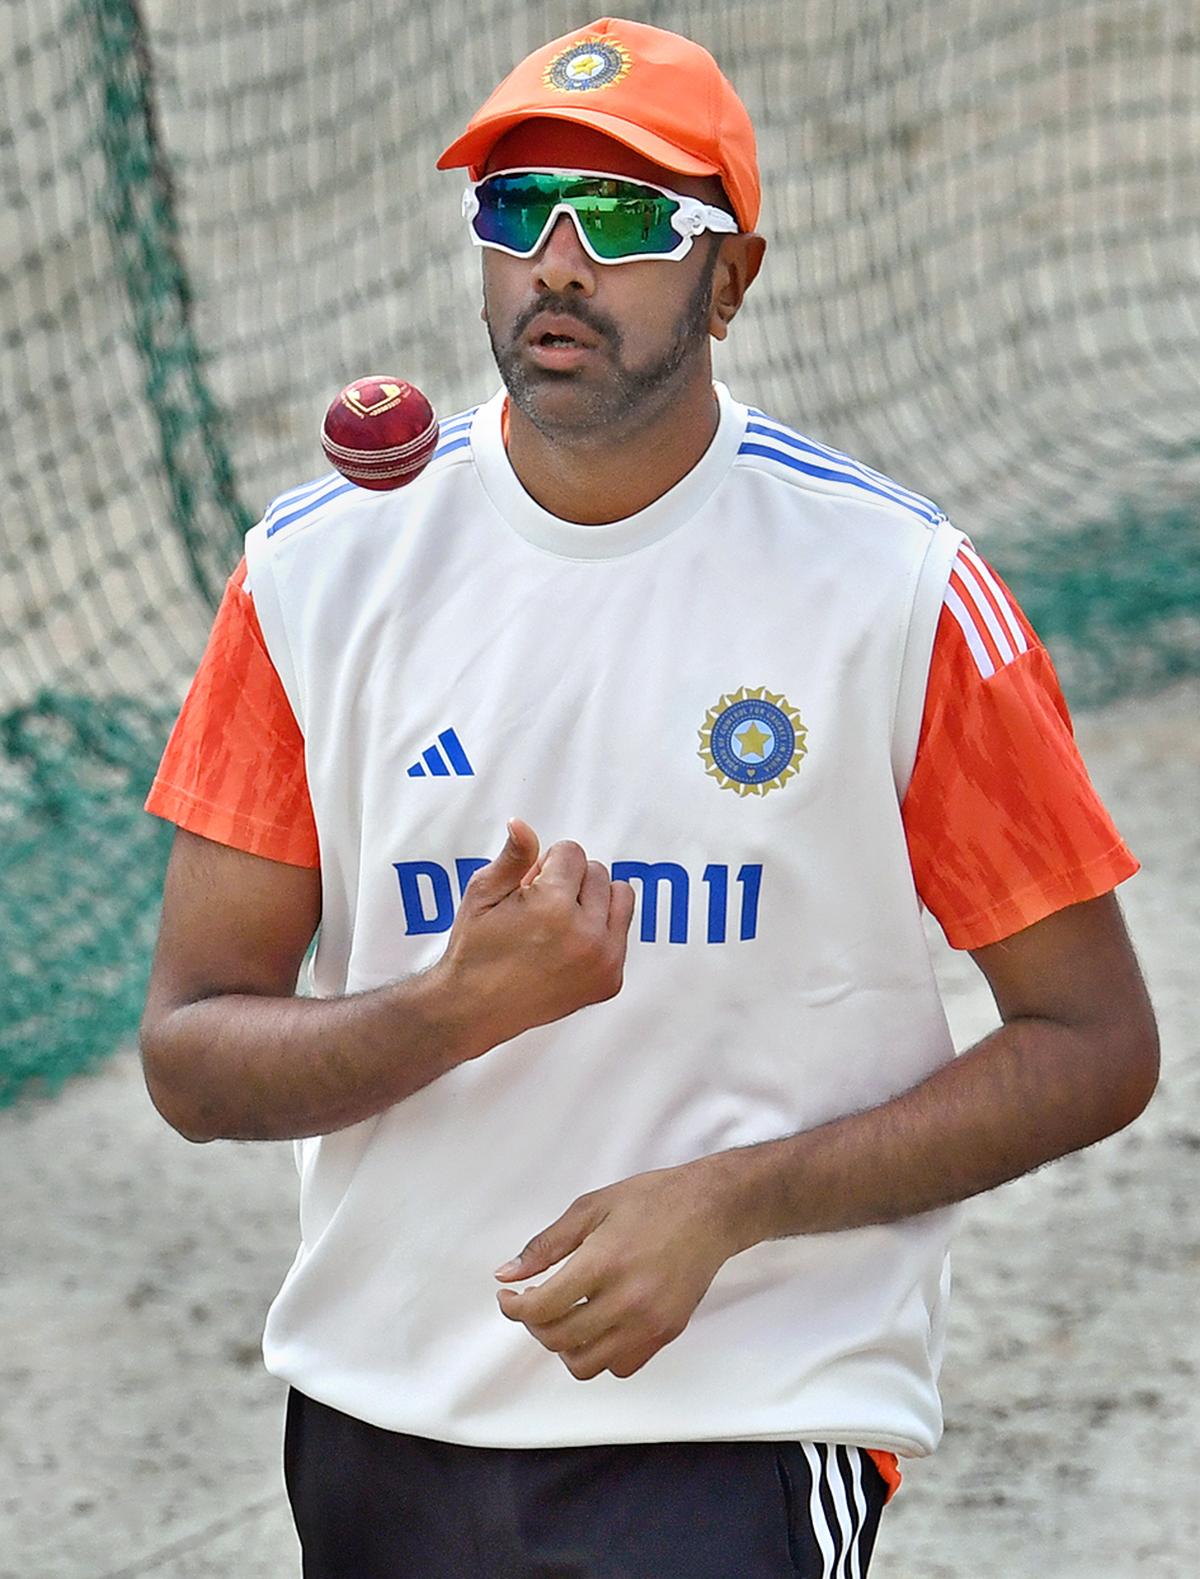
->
[1, 680, 1196, 1579]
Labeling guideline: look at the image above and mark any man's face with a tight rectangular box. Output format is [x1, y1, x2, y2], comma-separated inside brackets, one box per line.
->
[478, 122, 731, 441]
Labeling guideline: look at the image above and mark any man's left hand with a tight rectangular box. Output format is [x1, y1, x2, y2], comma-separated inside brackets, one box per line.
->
[494, 1160, 740, 1380]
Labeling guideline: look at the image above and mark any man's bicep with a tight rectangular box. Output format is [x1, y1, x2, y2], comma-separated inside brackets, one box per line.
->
[970, 892, 1156, 1046]
[145, 827, 322, 1019]
[967, 893, 1159, 1137]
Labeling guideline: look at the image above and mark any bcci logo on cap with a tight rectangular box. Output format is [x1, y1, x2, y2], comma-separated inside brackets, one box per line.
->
[544, 37, 632, 93]
[699, 686, 808, 796]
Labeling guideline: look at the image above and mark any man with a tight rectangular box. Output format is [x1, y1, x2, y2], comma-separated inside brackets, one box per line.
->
[140, 18, 1158, 1577]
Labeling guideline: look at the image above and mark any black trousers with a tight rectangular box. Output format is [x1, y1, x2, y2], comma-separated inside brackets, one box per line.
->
[284, 1387, 888, 1578]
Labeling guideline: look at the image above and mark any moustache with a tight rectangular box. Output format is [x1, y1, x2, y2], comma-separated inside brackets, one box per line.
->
[510, 298, 617, 348]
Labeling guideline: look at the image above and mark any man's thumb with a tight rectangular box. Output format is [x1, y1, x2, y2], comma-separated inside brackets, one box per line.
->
[471, 818, 539, 900]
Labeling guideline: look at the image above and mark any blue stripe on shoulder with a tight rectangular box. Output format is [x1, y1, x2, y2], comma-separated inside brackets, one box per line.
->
[740, 415, 940, 524]
[263, 471, 340, 525]
[429, 406, 477, 464]
[742, 430, 938, 522]
[737, 443, 940, 523]
[431, 434, 471, 463]
[262, 407, 478, 540]
[438, 406, 477, 437]
[265, 478, 358, 538]
[746, 409, 941, 517]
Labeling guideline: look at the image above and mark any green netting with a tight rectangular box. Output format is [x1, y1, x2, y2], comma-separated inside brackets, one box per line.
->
[2, 0, 1198, 1105]
[1, 692, 174, 1103]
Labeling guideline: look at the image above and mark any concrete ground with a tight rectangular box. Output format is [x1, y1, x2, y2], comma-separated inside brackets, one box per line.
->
[2, 679, 1197, 1579]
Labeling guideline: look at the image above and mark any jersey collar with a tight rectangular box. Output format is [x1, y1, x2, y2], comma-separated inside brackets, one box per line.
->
[470, 382, 748, 559]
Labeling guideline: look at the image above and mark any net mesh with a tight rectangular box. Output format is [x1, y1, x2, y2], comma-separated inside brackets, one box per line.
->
[3, 0, 1198, 1104]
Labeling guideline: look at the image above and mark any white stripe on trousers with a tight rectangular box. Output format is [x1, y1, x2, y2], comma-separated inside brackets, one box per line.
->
[843, 1447, 870, 1579]
[800, 1443, 872, 1578]
[826, 1447, 862, 1579]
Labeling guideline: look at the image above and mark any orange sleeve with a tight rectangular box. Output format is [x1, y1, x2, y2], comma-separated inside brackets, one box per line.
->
[903, 561, 1138, 950]
[144, 558, 320, 867]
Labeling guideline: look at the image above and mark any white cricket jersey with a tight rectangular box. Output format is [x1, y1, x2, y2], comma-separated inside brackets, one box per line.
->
[246, 381, 965, 1458]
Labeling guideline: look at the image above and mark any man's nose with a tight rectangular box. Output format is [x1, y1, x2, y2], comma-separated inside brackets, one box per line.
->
[532, 213, 597, 295]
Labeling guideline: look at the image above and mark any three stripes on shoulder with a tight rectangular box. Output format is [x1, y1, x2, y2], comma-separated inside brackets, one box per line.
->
[261, 409, 480, 540]
[945, 542, 1031, 679]
[262, 408, 1025, 691]
[739, 413, 1031, 681]
[738, 408, 945, 526]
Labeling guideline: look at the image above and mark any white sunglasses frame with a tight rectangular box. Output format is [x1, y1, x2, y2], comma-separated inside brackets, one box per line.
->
[462, 167, 739, 266]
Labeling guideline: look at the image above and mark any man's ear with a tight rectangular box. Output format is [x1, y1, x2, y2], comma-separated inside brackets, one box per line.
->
[710, 233, 767, 342]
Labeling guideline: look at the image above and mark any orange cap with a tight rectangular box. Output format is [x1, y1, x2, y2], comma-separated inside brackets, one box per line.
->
[436, 17, 760, 232]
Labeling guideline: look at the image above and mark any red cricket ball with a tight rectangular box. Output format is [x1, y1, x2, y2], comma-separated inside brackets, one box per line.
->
[320, 376, 439, 490]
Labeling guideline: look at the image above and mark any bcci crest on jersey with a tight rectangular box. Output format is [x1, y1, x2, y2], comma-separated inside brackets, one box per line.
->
[699, 686, 807, 796]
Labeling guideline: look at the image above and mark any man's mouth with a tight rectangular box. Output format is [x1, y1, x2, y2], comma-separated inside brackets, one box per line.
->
[524, 313, 601, 351]
[523, 323, 601, 371]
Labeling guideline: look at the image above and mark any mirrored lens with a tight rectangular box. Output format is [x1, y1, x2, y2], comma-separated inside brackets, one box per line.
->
[472, 173, 558, 253]
[473, 173, 681, 259]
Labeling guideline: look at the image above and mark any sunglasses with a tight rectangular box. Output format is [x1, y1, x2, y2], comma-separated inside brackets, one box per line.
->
[462, 168, 739, 265]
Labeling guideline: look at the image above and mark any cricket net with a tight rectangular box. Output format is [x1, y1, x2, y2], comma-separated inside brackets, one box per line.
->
[2, 0, 1197, 1102]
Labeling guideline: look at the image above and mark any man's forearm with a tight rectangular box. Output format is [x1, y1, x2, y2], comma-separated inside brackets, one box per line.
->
[707, 1014, 1158, 1253]
[142, 964, 481, 1144]
[142, 822, 635, 1145]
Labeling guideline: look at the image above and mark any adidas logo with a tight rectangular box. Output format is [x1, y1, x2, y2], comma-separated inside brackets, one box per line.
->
[407, 729, 474, 778]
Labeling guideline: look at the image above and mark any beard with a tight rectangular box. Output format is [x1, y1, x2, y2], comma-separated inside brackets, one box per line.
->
[486, 241, 720, 440]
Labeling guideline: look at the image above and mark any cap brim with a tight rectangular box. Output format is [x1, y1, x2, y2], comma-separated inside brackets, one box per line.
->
[436, 107, 720, 180]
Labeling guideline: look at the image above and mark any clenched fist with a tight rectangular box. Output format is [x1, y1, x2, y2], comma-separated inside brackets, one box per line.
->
[430, 819, 635, 1059]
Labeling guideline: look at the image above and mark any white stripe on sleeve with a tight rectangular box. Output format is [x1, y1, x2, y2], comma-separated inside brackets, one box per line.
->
[960, 543, 1030, 655]
[954, 558, 1016, 665]
[945, 584, 996, 678]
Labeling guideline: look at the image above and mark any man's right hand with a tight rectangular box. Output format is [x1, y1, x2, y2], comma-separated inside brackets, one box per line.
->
[140, 820, 633, 1143]
[433, 819, 636, 1058]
